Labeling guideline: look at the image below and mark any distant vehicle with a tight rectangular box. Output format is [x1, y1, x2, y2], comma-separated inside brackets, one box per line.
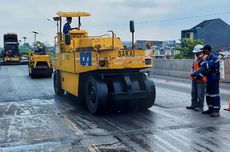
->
[28, 44, 53, 78]
[52, 11, 156, 114]
[1, 33, 20, 63]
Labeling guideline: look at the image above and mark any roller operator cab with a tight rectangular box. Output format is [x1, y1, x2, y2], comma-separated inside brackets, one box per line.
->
[53, 11, 156, 114]
[1, 33, 20, 63]
[28, 44, 53, 78]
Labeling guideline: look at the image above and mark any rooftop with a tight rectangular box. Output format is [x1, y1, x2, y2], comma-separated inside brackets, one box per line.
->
[191, 18, 220, 30]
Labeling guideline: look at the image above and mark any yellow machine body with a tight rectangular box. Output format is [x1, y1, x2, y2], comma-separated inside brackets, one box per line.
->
[53, 12, 155, 114]
[28, 51, 53, 78]
[54, 30, 153, 95]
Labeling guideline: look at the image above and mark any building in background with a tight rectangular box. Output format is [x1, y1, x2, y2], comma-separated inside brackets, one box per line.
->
[123, 40, 178, 58]
[181, 18, 230, 51]
[122, 41, 132, 49]
[135, 40, 162, 50]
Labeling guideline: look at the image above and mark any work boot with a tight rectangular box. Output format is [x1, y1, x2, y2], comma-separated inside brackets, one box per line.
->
[194, 107, 203, 112]
[210, 108, 220, 117]
[186, 105, 196, 110]
[210, 111, 220, 117]
[201, 109, 213, 114]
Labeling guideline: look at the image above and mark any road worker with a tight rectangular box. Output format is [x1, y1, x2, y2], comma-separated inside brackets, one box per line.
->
[200, 45, 221, 117]
[63, 17, 72, 34]
[191, 45, 221, 117]
[187, 44, 207, 111]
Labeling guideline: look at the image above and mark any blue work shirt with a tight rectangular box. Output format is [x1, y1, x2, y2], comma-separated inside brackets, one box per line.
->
[205, 53, 220, 78]
[205, 53, 220, 94]
[63, 23, 71, 34]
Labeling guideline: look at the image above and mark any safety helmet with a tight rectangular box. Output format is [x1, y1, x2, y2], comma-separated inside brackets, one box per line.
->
[192, 44, 203, 53]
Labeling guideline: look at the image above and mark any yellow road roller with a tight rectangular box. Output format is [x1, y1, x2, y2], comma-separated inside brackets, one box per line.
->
[53, 11, 156, 114]
[28, 44, 53, 78]
[1, 33, 20, 63]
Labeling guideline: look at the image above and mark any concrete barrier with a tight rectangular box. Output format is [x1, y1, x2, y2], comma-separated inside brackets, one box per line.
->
[224, 59, 230, 82]
[146, 58, 230, 82]
[146, 59, 193, 79]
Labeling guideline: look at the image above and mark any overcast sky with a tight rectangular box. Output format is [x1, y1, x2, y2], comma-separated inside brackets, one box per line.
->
[0, 0, 230, 47]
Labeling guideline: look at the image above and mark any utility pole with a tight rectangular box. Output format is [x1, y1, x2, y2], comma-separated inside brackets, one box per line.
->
[32, 31, 39, 47]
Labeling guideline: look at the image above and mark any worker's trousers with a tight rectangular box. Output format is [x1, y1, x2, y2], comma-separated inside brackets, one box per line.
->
[191, 81, 206, 109]
[206, 73, 220, 112]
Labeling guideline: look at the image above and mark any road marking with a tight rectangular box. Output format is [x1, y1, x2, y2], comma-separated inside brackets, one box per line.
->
[88, 144, 101, 152]
[57, 113, 83, 135]
[6, 103, 12, 113]
[169, 131, 190, 143]
[57, 113, 101, 152]
[103, 118, 125, 132]
[154, 134, 182, 152]
[155, 142, 171, 152]
[164, 131, 189, 147]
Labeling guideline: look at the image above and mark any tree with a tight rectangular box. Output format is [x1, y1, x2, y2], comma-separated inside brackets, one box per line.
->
[22, 43, 31, 50]
[175, 38, 203, 59]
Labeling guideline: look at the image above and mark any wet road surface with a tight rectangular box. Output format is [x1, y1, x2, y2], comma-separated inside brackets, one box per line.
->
[0, 65, 230, 152]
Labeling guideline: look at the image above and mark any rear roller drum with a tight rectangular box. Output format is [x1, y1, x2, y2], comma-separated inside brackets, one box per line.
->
[143, 78, 156, 109]
[138, 74, 156, 109]
[84, 76, 108, 114]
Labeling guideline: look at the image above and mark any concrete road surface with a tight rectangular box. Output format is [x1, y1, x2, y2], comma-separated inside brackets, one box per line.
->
[0, 65, 230, 152]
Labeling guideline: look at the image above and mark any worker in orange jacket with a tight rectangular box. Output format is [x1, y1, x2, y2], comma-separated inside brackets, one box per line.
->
[186, 44, 207, 111]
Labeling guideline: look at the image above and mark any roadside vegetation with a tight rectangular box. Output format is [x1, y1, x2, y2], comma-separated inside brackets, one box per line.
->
[175, 38, 203, 59]
[19, 50, 30, 56]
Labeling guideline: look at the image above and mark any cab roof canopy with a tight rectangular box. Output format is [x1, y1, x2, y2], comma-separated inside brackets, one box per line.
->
[56, 11, 91, 17]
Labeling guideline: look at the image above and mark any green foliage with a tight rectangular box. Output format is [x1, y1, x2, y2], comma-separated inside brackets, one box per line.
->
[22, 43, 31, 50]
[19, 50, 31, 55]
[174, 53, 184, 59]
[175, 38, 203, 59]
[19, 43, 31, 51]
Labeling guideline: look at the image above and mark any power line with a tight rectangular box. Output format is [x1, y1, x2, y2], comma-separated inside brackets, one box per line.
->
[85, 11, 230, 28]
[136, 11, 230, 25]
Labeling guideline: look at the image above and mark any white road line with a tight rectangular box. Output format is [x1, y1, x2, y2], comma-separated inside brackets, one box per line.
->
[58, 113, 83, 135]
[155, 142, 172, 152]
[6, 103, 12, 113]
[164, 131, 189, 147]
[170, 131, 190, 143]
[103, 118, 125, 132]
[154, 134, 183, 152]
[58, 113, 101, 152]
[88, 144, 101, 152]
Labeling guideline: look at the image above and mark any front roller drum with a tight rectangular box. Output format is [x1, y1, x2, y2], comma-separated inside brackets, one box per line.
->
[83, 76, 108, 114]
[28, 66, 32, 76]
[53, 70, 65, 96]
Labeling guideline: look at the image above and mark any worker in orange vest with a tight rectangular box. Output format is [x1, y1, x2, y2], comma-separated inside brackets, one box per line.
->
[186, 44, 207, 111]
